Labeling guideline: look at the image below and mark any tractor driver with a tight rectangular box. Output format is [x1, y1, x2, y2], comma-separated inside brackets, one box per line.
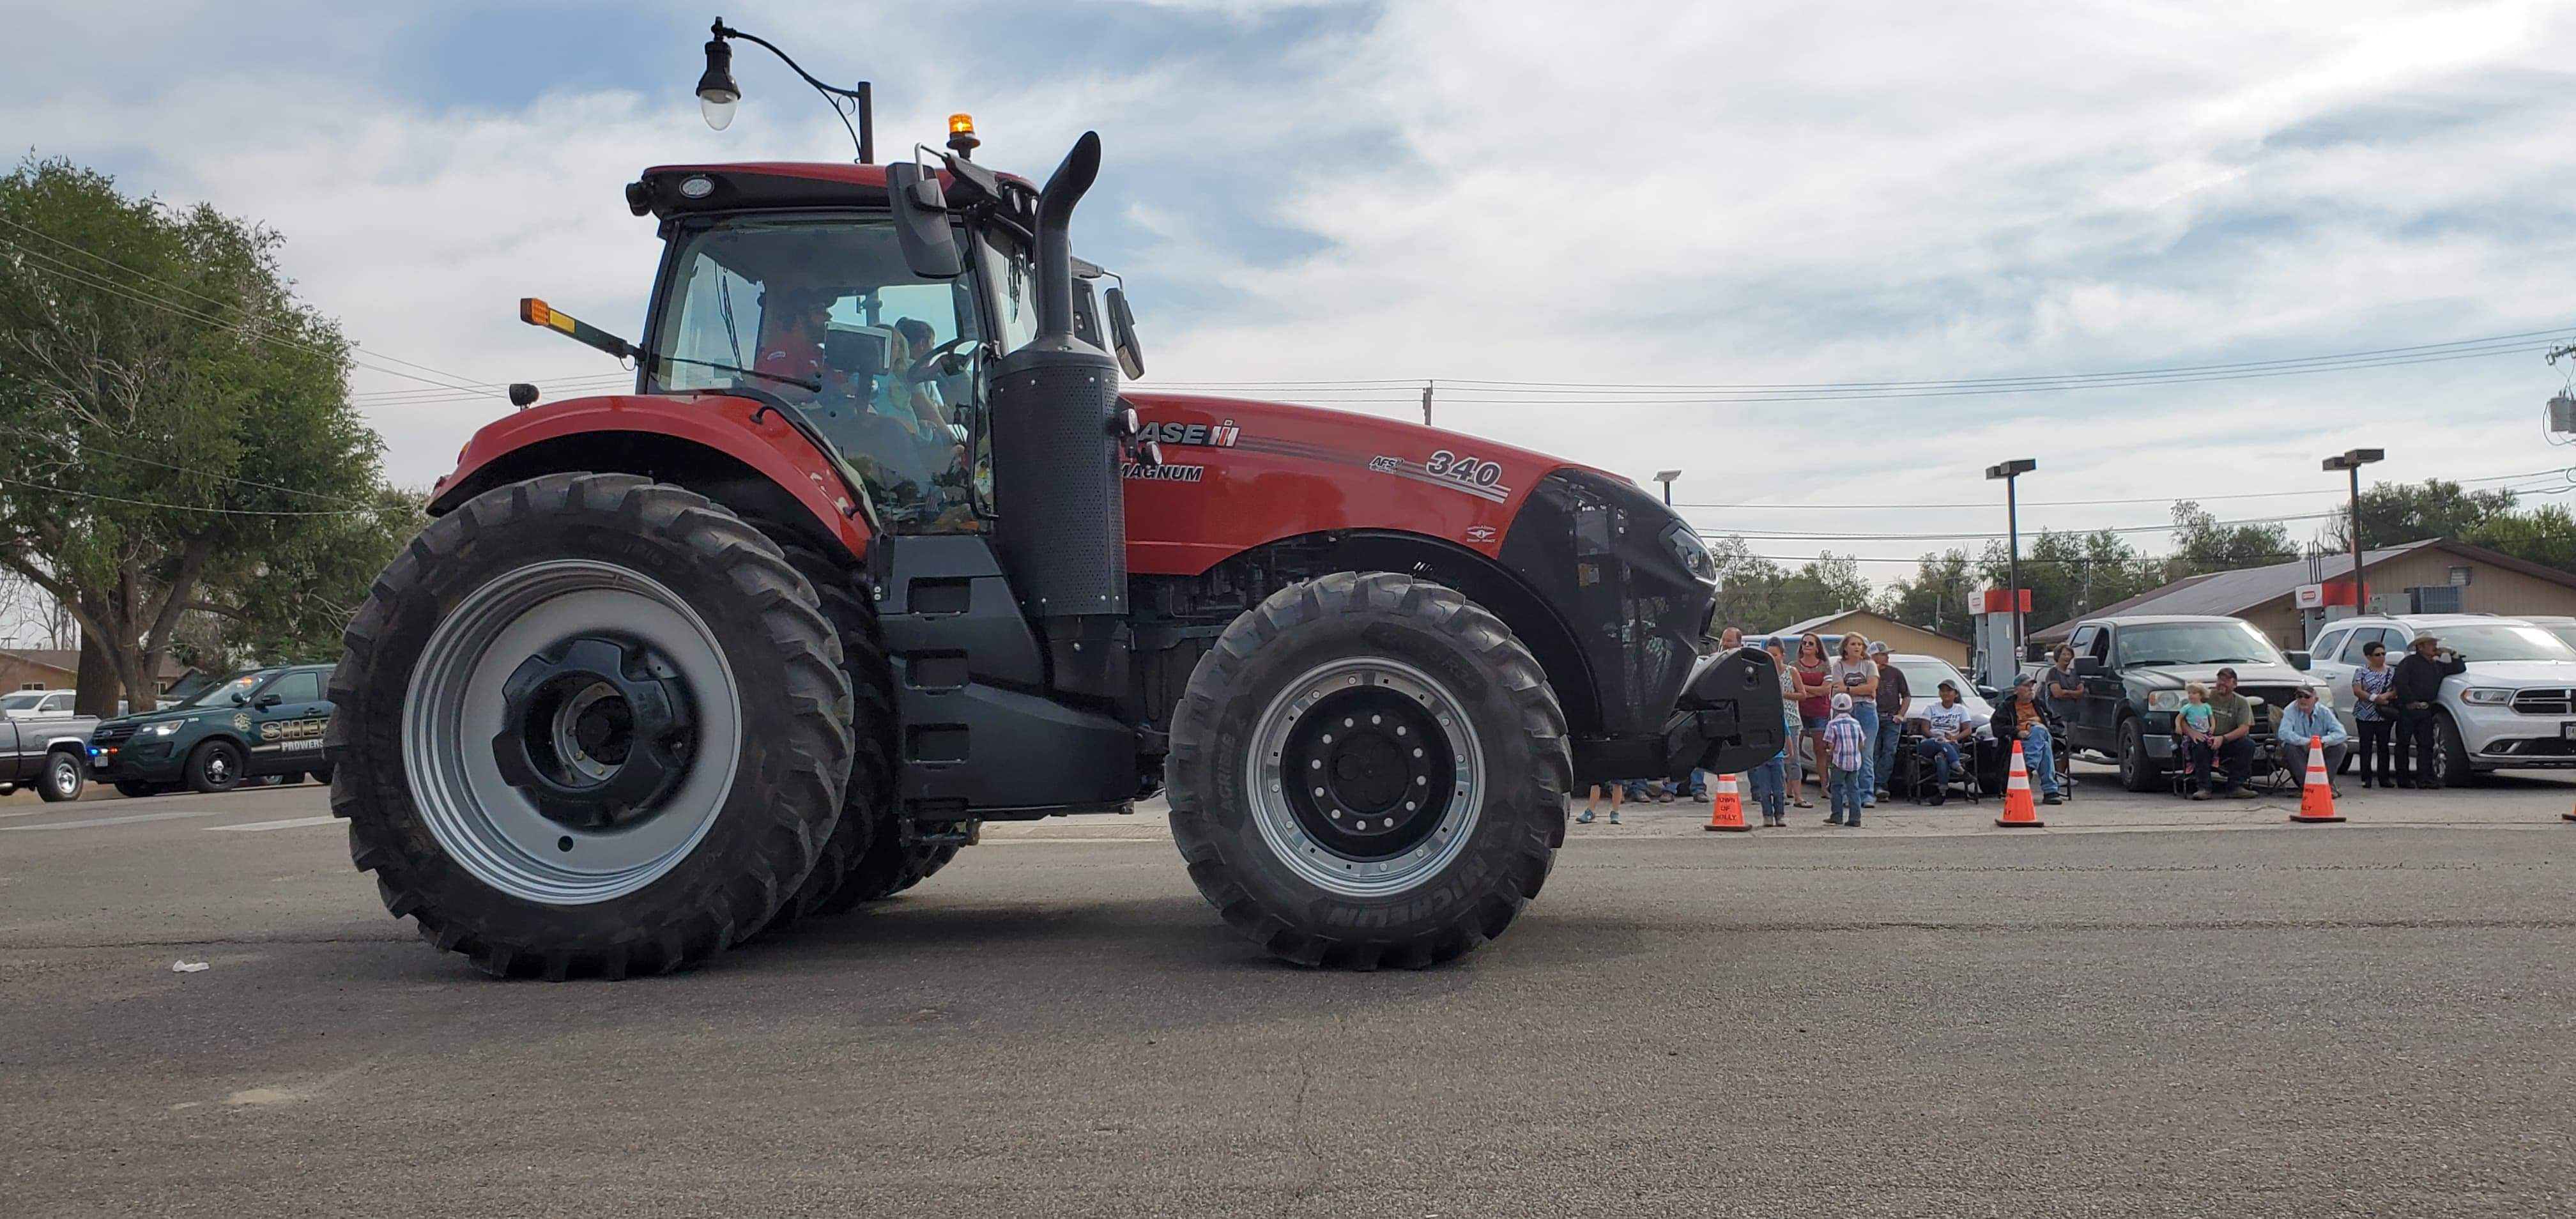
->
[751, 273, 969, 528]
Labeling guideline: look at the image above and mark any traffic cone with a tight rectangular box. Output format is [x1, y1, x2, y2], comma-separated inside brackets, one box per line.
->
[1996, 740, 2044, 828]
[2290, 736, 2345, 824]
[1703, 773, 1749, 832]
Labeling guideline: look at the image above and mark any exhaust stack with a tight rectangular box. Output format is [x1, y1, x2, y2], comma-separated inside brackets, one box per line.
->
[986, 132, 1130, 702]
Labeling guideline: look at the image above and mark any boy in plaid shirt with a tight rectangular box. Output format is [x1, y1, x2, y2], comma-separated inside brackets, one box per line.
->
[1823, 693, 1870, 827]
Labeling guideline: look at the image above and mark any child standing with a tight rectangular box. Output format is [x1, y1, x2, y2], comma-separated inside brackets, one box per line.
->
[1576, 783, 1622, 825]
[2177, 682, 2213, 793]
[1823, 693, 1870, 827]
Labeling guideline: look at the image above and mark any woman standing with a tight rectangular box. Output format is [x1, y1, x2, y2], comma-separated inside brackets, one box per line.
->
[2351, 638, 2398, 788]
[1792, 633, 1833, 805]
[1829, 634, 1883, 808]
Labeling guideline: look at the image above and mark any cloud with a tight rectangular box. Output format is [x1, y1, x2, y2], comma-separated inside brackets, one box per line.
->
[10, 0, 2575, 588]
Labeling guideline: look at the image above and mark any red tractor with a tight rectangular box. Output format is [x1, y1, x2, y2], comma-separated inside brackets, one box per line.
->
[327, 31, 1781, 977]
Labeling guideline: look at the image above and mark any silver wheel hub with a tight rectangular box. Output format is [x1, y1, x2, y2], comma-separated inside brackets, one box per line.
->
[404, 560, 742, 905]
[1246, 656, 1484, 898]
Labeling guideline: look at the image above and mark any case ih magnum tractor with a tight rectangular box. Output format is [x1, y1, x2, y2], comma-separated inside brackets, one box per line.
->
[328, 55, 1780, 978]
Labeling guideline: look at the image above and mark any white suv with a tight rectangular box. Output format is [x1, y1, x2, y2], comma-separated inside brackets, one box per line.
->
[2305, 614, 2576, 785]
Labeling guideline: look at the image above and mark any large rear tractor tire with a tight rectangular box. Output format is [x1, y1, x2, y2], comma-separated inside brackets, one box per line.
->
[1167, 572, 1569, 969]
[820, 833, 963, 913]
[328, 473, 854, 979]
[760, 546, 892, 931]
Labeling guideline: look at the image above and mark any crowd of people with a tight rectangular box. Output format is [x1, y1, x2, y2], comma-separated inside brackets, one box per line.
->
[1568, 625, 2480, 827]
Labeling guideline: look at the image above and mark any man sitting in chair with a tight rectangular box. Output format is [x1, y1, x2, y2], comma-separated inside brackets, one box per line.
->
[2187, 666, 2262, 801]
[1913, 680, 1980, 806]
[2276, 686, 2348, 799]
[1989, 675, 2066, 806]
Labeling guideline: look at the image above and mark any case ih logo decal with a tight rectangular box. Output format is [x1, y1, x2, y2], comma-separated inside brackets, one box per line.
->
[1368, 450, 1511, 503]
[1138, 419, 1240, 447]
[1124, 463, 1206, 482]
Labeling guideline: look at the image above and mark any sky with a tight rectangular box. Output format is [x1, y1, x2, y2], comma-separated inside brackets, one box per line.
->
[11, 0, 2576, 583]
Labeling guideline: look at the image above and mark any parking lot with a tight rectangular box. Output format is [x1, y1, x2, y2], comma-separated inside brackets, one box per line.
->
[6, 766, 2573, 1217]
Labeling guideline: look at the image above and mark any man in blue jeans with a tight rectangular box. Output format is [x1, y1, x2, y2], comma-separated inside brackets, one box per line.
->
[1867, 641, 1910, 802]
[1913, 679, 1978, 805]
[1989, 674, 2065, 805]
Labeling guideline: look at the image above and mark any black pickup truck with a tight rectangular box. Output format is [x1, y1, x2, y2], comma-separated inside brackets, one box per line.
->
[1, 711, 103, 802]
[2049, 615, 2331, 791]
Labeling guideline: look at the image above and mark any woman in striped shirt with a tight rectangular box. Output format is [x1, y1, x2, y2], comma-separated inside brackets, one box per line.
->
[2351, 639, 2398, 788]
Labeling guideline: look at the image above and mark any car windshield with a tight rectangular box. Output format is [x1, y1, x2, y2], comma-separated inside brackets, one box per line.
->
[2435, 624, 2576, 663]
[2114, 622, 2286, 668]
[173, 671, 273, 709]
[2542, 625, 2576, 652]
[646, 215, 986, 533]
[0, 691, 46, 710]
[1892, 659, 1972, 700]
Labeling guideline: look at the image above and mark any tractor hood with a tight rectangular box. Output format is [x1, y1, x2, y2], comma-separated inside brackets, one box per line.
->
[1118, 390, 1632, 577]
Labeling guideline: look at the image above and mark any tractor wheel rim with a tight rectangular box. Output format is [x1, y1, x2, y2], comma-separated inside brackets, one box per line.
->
[404, 560, 742, 905]
[1246, 656, 1484, 898]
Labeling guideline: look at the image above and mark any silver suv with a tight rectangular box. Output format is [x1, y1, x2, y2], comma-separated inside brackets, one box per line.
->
[2305, 614, 2576, 785]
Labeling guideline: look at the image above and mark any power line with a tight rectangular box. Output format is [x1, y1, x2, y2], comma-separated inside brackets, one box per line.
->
[0, 475, 377, 518]
[1672, 466, 2575, 512]
[0, 232, 499, 399]
[19, 434, 383, 510]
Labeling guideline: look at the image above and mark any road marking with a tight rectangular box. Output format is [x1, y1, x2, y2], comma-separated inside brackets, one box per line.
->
[0, 809, 235, 832]
[981, 837, 1168, 845]
[204, 815, 339, 832]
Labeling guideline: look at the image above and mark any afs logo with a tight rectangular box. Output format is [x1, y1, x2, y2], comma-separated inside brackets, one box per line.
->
[1465, 525, 1497, 543]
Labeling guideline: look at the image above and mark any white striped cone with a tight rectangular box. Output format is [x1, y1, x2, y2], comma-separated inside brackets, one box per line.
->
[1997, 739, 2044, 827]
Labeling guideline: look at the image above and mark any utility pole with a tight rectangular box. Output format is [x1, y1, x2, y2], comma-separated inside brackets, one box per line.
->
[2322, 448, 2384, 618]
[1422, 380, 1434, 426]
[1986, 459, 2037, 663]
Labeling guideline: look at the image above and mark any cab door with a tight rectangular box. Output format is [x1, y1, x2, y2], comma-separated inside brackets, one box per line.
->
[245, 669, 330, 774]
[2307, 628, 2355, 727]
[2069, 624, 2117, 747]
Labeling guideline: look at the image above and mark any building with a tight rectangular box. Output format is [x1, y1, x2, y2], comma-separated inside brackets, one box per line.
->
[0, 649, 193, 694]
[1757, 610, 1972, 666]
[2027, 539, 2576, 652]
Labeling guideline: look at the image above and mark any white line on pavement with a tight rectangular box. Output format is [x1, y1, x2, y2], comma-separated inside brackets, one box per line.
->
[0, 809, 235, 832]
[204, 816, 341, 832]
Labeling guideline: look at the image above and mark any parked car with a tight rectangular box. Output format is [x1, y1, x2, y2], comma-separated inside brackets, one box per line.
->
[1887, 654, 1996, 730]
[2303, 614, 2576, 785]
[0, 690, 79, 719]
[88, 664, 336, 796]
[0, 708, 103, 801]
[2051, 615, 2331, 792]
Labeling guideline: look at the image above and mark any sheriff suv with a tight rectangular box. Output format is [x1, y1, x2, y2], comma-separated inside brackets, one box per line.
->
[88, 664, 337, 797]
[2053, 615, 2332, 792]
[2304, 614, 2576, 786]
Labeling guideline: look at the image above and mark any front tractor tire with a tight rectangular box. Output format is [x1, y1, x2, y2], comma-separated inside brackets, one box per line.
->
[327, 473, 854, 979]
[1167, 572, 1570, 970]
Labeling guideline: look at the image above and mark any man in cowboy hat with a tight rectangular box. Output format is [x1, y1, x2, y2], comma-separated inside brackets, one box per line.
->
[2389, 632, 2465, 789]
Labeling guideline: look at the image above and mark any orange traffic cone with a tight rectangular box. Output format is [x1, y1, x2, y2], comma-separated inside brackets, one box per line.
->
[1703, 773, 1749, 832]
[2290, 735, 2345, 824]
[1996, 740, 2044, 828]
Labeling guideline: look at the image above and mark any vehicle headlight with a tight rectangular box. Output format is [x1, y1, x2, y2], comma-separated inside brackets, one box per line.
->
[2145, 691, 2183, 712]
[2460, 688, 2513, 705]
[1662, 525, 1716, 583]
[147, 721, 185, 737]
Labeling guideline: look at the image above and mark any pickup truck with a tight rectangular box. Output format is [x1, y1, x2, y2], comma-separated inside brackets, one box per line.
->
[1, 711, 103, 802]
[2049, 615, 2333, 791]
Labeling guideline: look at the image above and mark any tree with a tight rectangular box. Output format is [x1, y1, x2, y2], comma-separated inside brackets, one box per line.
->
[2463, 503, 2576, 574]
[0, 157, 387, 714]
[2168, 501, 2294, 578]
[1974, 528, 2161, 632]
[2326, 479, 2517, 551]
[1701, 536, 1876, 633]
[1878, 549, 1976, 636]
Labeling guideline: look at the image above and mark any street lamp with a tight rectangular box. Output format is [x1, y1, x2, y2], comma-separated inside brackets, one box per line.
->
[1653, 470, 1682, 507]
[2322, 448, 2384, 618]
[1985, 459, 2037, 664]
[695, 19, 877, 164]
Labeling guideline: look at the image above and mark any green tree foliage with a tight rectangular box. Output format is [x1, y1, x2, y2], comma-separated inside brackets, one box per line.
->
[1703, 535, 1874, 634]
[2326, 478, 2518, 551]
[2462, 502, 2576, 573]
[2167, 501, 2295, 578]
[0, 157, 398, 712]
[1876, 549, 1977, 637]
[1963, 529, 2163, 633]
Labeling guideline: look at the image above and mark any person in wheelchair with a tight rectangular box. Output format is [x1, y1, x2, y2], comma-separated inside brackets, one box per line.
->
[1989, 675, 2066, 806]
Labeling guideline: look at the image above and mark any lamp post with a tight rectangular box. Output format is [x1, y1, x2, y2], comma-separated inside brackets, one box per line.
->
[694, 19, 877, 164]
[2321, 448, 2384, 618]
[1653, 470, 1682, 507]
[1985, 459, 2037, 664]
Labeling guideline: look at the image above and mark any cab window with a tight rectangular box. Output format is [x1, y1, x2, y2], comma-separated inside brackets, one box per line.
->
[648, 215, 983, 534]
[2312, 630, 2347, 663]
[265, 671, 322, 704]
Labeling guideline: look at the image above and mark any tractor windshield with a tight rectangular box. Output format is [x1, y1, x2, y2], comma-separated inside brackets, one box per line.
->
[647, 215, 983, 532]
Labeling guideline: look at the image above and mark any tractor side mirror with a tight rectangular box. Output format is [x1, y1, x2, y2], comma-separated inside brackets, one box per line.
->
[886, 162, 963, 280]
[1104, 286, 1146, 379]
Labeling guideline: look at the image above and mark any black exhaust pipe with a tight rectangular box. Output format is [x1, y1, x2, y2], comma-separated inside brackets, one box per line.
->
[987, 131, 1129, 703]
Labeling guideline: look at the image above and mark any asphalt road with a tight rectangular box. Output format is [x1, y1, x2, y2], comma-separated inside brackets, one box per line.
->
[6, 771, 2574, 1217]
